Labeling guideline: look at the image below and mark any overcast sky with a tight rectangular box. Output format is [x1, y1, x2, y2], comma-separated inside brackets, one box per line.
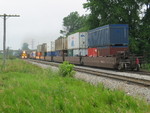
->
[0, 0, 88, 50]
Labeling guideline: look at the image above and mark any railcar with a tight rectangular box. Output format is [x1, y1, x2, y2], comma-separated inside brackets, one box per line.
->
[29, 24, 141, 71]
[37, 52, 140, 71]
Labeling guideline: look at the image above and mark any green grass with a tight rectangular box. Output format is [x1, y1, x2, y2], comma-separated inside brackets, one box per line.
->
[0, 59, 150, 113]
[0, 54, 2, 59]
[142, 63, 150, 71]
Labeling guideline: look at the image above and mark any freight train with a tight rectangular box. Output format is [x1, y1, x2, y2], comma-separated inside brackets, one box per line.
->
[21, 51, 28, 59]
[29, 24, 140, 71]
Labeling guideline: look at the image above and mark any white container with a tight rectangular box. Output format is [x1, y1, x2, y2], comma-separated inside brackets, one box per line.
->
[73, 49, 88, 56]
[30, 51, 36, 58]
[46, 41, 55, 52]
[32, 51, 36, 57]
[68, 32, 88, 49]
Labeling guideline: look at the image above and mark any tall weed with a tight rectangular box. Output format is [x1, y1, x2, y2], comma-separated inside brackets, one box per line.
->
[59, 61, 75, 77]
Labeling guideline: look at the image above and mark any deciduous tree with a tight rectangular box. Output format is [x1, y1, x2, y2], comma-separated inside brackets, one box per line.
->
[60, 11, 88, 36]
[22, 43, 30, 50]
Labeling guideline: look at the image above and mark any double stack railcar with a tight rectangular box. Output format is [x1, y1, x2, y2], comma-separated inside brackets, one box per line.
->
[30, 24, 140, 71]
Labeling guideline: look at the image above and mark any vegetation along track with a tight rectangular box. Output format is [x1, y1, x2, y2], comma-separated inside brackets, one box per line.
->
[26, 59, 150, 87]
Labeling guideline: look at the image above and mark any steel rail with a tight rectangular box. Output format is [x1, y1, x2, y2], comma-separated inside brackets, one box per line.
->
[26, 59, 150, 87]
[74, 67, 150, 87]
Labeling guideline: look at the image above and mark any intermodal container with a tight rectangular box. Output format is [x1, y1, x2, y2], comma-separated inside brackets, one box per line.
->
[43, 52, 47, 56]
[55, 50, 60, 56]
[41, 52, 47, 57]
[46, 41, 55, 52]
[55, 37, 68, 50]
[68, 50, 73, 56]
[73, 49, 88, 56]
[98, 46, 128, 56]
[55, 50, 67, 56]
[30, 51, 36, 58]
[68, 32, 88, 49]
[37, 45, 42, 52]
[47, 51, 56, 56]
[88, 48, 98, 57]
[36, 52, 42, 57]
[55, 50, 66, 56]
[88, 24, 129, 47]
[41, 43, 47, 52]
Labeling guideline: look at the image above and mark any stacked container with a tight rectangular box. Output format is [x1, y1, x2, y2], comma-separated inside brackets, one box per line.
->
[45, 41, 55, 61]
[55, 37, 67, 50]
[36, 44, 42, 59]
[88, 48, 98, 57]
[67, 32, 88, 56]
[73, 49, 88, 56]
[67, 50, 73, 56]
[46, 41, 55, 56]
[37, 44, 42, 52]
[41, 43, 47, 57]
[97, 46, 128, 56]
[55, 37, 68, 56]
[88, 24, 129, 56]
[30, 51, 36, 59]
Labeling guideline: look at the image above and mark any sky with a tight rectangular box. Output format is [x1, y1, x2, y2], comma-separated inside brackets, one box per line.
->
[0, 0, 88, 50]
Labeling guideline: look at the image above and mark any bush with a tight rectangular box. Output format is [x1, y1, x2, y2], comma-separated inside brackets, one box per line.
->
[141, 63, 150, 71]
[59, 61, 75, 77]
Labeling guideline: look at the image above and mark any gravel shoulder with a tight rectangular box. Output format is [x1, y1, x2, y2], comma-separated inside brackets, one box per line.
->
[27, 60, 150, 103]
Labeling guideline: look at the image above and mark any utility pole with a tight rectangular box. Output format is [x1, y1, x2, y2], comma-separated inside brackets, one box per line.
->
[0, 14, 20, 68]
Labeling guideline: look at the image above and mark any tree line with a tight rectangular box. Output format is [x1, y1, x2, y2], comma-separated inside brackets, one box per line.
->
[60, 0, 150, 62]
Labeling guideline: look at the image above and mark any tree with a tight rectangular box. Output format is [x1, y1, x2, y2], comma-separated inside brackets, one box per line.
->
[22, 43, 30, 50]
[84, 0, 143, 51]
[138, 1, 150, 62]
[84, 0, 140, 27]
[60, 11, 88, 36]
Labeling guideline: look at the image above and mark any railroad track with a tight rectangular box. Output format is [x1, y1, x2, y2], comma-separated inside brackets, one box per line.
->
[26, 59, 150, 87]
[126, 70, 150, 76]
[74, 67, 150, 87]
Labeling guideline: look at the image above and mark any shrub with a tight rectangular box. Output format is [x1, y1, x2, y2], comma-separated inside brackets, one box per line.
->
[141, 63, 150, 71]
[59, 61, 75, 77]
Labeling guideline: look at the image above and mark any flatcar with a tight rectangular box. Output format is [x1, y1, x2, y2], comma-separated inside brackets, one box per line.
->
[51, 52, 140, 71]
[30, 51, 140, 71]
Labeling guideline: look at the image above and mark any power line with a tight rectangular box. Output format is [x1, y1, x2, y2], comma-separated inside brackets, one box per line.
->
[0, 14, 20, 69]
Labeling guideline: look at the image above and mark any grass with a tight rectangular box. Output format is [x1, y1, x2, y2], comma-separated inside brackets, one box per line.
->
[142, 63, 150, 71]
[0, 59, 150, 113]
